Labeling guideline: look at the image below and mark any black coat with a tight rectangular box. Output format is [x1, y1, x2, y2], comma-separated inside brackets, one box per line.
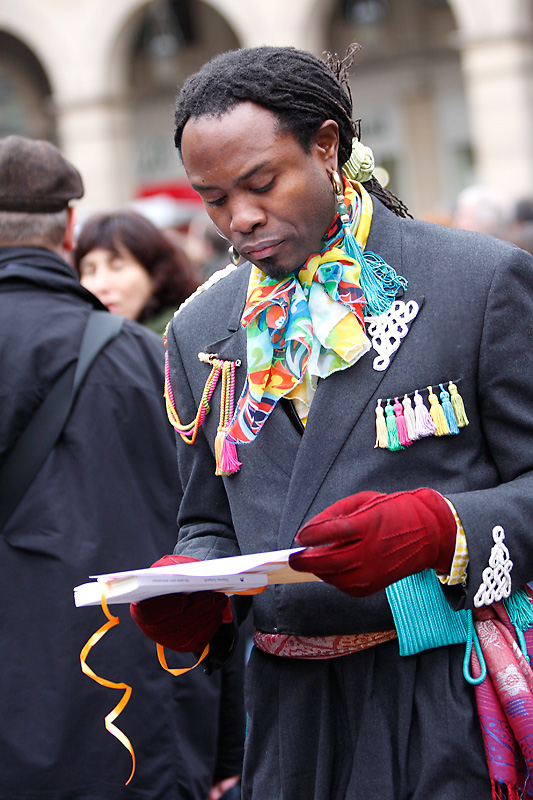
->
[0, 247, 244, 800]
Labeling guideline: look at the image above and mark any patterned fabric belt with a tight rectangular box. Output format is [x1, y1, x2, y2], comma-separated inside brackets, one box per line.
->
[253, 629, 398, 660]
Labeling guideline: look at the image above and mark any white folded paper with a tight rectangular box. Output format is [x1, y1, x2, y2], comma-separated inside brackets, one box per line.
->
[74, 547, 319, 607]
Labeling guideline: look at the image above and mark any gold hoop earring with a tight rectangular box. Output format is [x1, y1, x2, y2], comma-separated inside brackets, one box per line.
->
[330, 170, 344, 198]
[229, 246, 242, 267]
[330, 170, 350, 229]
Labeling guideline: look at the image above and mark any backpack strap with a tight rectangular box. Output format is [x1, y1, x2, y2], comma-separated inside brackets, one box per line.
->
[0, 310, 125, 532]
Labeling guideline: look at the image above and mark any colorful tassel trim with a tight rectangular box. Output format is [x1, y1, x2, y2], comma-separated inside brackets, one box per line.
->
[490, 779, 524, 799]
[164, 350, 242, 475]
[375, 381, 468, 452]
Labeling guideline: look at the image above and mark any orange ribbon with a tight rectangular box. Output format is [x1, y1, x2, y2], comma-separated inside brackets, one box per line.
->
[157, 642, 210, 675]
[80, 592, 216, 785]
[79, 593, 135, 785]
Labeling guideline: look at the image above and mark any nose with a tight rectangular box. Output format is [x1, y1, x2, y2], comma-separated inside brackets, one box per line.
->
[85, 268, 113, 299]
[229, 197, 266, 234]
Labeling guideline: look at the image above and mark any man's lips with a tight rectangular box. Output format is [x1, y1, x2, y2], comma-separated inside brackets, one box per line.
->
[242, 240, 283, 260]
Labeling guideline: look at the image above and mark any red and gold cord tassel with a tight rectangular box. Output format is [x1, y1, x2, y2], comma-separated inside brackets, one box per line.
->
[164, 350, 222, 444]
[164, 349, 241, 473]
[215, 360, 241, 475]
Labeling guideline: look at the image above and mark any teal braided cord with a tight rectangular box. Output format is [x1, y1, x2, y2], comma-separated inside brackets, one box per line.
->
[386, 570, 469, 657]
[463, 612, 487, 685]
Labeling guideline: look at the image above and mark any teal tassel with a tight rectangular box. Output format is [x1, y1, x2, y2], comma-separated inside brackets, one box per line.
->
[385, 399, 404, 451]
[439, 383, 459, 434]
[342, 226, 407, 316]
[503, 588, 533, 631]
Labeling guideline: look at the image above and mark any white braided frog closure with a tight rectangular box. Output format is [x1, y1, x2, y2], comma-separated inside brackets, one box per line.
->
[474, 525, 513, 607]
[365, 300, 419, 371]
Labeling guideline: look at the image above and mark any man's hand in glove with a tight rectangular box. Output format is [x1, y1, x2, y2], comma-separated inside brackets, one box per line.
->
[289, 488, 457, 597]
[130, 555, 232, 652]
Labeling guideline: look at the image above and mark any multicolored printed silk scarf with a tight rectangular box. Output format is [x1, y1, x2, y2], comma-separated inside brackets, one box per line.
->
[226, 181, 372, 445]
[471, 599, 533, 799]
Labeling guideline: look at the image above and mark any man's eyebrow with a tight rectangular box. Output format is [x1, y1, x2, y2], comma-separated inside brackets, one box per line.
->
[190, 161, 271, 193]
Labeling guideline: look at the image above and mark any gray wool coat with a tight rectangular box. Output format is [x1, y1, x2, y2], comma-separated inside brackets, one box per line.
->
[167, 197, 533, 633]
[166, 197, 533, 799]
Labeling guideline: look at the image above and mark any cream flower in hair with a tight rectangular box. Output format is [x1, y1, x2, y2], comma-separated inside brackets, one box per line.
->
[343, 139, 375, 183]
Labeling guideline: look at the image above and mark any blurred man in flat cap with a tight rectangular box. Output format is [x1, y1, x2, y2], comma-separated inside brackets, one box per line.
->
[0, 136, 244, 799]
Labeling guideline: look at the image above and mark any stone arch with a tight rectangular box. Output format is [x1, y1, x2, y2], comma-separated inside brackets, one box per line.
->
[54, 0, 241, 211]
[0, 30, 56, 142]
[108, 0, 241, 200]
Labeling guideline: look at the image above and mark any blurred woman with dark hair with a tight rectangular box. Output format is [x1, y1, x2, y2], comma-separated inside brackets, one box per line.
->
[74, 210, 202, 334]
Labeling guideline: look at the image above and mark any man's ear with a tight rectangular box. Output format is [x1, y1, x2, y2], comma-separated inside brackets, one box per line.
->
[63, 207, 77, 253]
[314, 119, 340, 172]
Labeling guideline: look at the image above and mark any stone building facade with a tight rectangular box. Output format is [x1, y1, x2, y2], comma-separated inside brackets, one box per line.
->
[1, 0, 532, 219]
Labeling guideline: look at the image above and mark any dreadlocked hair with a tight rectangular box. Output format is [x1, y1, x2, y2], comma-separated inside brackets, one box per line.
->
[174, 45, 410, 218]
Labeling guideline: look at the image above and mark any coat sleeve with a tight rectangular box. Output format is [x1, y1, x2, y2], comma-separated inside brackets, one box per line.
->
[446, 244, 533, 609]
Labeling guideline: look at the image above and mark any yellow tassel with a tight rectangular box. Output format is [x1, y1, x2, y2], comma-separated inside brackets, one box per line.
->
[427, 386, 449, 436]
[214, 428, 225, 476]
[374, 399, 389, 448]
[448, 382, 469, 427]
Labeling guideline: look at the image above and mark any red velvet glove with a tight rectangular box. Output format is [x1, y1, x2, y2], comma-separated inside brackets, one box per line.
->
[130, 555, 232, 652]
[289, 488, 457, 597]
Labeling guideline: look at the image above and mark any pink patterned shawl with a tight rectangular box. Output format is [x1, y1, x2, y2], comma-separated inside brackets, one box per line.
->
[471, 599, 533, 799]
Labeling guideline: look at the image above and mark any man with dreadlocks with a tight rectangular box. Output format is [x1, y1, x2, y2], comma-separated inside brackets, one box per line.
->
[131, 45, 533, 800]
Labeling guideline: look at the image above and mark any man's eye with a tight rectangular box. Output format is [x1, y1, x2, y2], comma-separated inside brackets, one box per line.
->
[252, 178, 275, 194]
[206, 196, 226, 207]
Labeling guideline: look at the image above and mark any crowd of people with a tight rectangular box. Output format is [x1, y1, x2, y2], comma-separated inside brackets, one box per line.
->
[2, 40, 533, 800]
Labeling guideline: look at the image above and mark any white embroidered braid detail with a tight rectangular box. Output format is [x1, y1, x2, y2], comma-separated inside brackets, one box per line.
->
[473, 525, 513, 607]
[174, 263, 238, 316]
[365, 300, 419, 371]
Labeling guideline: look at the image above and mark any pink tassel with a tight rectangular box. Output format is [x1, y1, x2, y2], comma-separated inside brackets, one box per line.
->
[393, 396, 412, 446]
[215, 360, 241, 475]
[215, 432, 241, 476]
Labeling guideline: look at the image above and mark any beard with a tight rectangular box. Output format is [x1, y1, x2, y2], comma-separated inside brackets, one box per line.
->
[254, 256, 299, 281]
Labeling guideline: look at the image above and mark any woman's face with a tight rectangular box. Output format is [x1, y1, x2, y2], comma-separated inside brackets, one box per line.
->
[78, 244, 154, 320]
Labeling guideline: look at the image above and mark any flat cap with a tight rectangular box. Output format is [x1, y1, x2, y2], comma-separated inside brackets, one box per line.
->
[0, 135, 84, 213]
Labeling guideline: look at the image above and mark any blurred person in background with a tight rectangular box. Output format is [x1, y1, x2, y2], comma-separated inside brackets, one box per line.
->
[515, 198, 533, 227]
[0, 135, 244, 800]
[507, 223, 533, 257]
[451, 184, 514, 240]
[75, 210, 202, 335]
[506, 197, 533, 255]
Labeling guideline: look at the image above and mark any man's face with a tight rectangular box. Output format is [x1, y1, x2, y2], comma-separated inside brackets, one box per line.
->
[180, 102, 339, 279]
